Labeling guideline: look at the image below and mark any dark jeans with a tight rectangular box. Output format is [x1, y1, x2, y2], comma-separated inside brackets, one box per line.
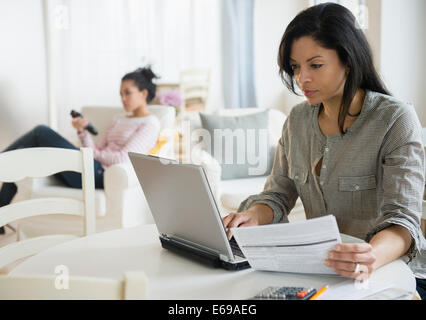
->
[416, 278, 426, 300]
[0, 125, 104, 209]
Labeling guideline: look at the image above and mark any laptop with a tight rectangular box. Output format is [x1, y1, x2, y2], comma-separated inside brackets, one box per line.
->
[128, 152, 250, 271]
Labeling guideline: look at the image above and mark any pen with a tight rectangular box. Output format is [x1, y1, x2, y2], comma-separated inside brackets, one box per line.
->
[309, 285, 328, 300]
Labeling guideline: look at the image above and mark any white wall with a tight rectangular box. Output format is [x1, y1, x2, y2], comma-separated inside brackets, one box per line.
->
[254, 0, 308, 114]
[380, 0, 426, 126]
[0, 0, 48, 150]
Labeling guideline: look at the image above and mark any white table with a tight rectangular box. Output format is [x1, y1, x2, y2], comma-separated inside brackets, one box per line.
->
[11, 224, 416, 300]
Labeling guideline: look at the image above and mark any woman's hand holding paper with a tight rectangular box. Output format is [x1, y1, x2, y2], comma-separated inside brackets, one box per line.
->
[324, 243, 376, 280]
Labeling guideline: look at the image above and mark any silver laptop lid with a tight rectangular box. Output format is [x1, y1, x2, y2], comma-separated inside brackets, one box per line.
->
[129, 153, 236, 261]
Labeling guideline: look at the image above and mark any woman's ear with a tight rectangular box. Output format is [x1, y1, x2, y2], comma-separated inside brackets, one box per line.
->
[345, 66, 350, 76]
[140, 89, 149, 100]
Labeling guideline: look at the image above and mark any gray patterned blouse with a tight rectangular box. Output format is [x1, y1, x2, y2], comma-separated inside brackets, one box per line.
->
[238, 90, 426, 258]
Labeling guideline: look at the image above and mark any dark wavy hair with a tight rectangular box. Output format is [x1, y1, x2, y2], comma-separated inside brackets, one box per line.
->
[122, 66, 159, 103]
[278, 3, 390, 134]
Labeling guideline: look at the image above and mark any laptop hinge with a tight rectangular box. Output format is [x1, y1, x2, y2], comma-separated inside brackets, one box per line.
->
[160, 234, 224, 268]
[162, 234, 221, 257]
[159, 235, 250, 270]
[162, 234, 232, 262]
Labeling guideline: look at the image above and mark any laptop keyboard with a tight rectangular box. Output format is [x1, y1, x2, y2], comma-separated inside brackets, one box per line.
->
[229, 237, 245, 258]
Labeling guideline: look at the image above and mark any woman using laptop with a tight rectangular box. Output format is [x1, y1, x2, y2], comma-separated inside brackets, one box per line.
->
[0, 66, 161, 234]
[223, 3, 425, 294]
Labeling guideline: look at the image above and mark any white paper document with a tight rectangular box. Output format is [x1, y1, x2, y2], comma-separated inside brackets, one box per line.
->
[231, 215, 341, 274]
[316, 280, 394, 300]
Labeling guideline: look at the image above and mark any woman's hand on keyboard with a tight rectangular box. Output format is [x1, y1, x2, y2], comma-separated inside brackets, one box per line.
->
[222, 204, 274, 240]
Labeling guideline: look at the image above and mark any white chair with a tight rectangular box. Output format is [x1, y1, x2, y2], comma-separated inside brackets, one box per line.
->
[14, 105, 176, 238]
[0, 271, 147, 300]
[0, 147, 95, 270]
[180, 68, 211, 111]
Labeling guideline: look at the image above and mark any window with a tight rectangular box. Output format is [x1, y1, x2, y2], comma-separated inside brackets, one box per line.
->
[45, 0, 222, 135]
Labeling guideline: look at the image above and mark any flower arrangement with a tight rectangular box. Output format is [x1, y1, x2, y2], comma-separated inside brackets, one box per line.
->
[156, 89, 184, 108]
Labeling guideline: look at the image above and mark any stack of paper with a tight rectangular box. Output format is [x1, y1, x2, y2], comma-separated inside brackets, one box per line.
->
[316, 280, 399, 300]
[231, 215, 341, 274]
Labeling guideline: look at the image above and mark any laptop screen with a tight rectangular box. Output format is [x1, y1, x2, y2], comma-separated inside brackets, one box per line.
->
[129, 153, 235, 260]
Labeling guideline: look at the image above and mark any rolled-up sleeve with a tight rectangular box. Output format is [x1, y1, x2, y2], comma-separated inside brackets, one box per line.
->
[238, 128, 299, 223]
[366, 109, 426, 258]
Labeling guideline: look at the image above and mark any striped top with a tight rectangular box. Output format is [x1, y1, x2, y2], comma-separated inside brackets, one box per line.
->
[79, 114, 160, 168]
[238, 90, 426, 259]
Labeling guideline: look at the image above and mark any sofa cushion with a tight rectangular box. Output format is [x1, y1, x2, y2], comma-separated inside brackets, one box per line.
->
[220, 176, 267, 212]
[30, 182, 106, 217]
[220, 175, 306, 221]
[148, 132, 168, 155]
[190, 147, 222, 201]
[199, 110, 272, 180]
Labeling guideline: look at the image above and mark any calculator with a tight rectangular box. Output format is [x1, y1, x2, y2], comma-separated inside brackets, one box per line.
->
[251, 286, 317, 300]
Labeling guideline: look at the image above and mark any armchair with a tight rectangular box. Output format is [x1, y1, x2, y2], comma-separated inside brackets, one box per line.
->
[14, 105, 176, 238]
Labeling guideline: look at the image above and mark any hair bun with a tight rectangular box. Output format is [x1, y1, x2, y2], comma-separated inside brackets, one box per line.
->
[136, 66, 159, 82]
[122, 66, 159, 103]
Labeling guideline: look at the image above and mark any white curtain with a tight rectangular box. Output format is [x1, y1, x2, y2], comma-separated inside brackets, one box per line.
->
[44, 0, 222, 138]
[221, 0, 257, 109]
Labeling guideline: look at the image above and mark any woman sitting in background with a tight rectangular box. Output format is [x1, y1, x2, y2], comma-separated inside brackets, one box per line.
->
[0, 66, 161, 234]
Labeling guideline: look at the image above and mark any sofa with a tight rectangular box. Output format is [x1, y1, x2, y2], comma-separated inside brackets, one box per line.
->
[180, 107, 306, 222]
[14, 105, 176, 238]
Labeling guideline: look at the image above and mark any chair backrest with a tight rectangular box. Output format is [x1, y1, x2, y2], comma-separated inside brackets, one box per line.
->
[0, 271, 147, 300]
[81, 105, 176, 144]
[0, 147, 95, 269]
[180, 68, 211, 108]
